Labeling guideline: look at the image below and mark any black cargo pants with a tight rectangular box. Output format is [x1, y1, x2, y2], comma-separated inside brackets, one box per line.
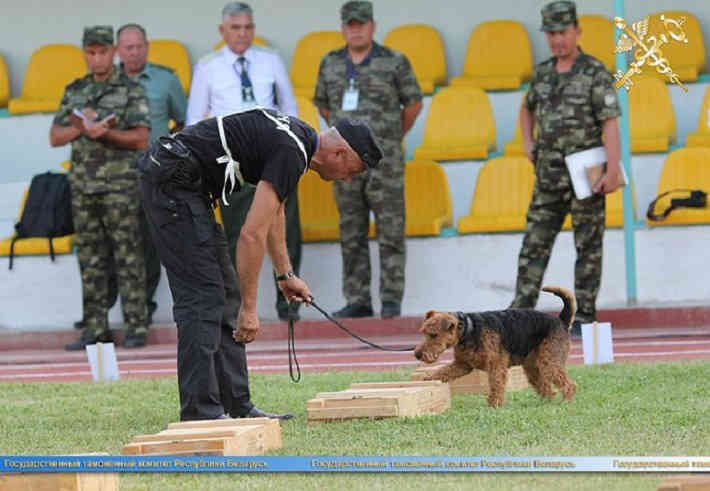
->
[138, 140, 254, 420]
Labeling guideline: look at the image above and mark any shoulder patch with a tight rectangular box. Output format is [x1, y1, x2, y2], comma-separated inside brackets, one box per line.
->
[251, 44, 276, 55]
[197, 50, 222, 66]
[66, 75, 90, 90]
[149, 62, 175, 74]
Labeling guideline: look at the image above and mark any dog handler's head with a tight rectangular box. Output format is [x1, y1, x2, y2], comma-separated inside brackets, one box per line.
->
[309, 119, 382, 181]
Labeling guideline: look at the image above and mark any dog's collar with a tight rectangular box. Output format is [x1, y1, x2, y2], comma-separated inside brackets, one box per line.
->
[456, 312, 473, 347]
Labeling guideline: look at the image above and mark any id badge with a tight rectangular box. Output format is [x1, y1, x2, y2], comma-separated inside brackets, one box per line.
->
[342, 87, 359, 111]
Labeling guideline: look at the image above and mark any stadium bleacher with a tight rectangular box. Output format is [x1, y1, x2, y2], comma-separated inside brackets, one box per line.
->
[1, 5, 710, 324]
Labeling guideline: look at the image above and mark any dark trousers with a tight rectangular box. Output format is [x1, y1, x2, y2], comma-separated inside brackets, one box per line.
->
[220, 184, 302, 313]
[79, 209, 161, 321]
[140, 177, 253, 421]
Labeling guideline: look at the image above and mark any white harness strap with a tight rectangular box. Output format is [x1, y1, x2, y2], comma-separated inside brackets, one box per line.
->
[216, 114, 245, 206]
[259, 109, 309, 171]
[216, 110, 309, 205]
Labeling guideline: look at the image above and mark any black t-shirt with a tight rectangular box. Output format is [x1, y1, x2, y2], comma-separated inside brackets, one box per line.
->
[176, 109, 318, 202]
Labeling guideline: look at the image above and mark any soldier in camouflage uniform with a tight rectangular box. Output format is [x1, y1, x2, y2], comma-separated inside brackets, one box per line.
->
[510, 1, 624, 333]
[314, 0, 423, 319]
[50, 26, 151, 350]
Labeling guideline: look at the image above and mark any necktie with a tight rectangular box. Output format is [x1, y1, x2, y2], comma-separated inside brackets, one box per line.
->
[236, 56, 255, 103]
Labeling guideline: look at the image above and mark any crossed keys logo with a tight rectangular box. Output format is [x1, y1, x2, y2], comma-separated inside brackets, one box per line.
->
[613, 15, 689, 92]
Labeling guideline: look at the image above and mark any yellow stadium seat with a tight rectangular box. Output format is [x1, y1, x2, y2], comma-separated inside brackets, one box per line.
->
[686, 86, 710, 148]
[639, 11, 706, 82]
[458, 156, 534, 234]
[8, 44, 87, 115]
[414, 87, 496, 161]
[290, 31, 344, 100]
[298, 170, 340, 242]
[298, 170, 374, 242]
[214, 36, 268, 51]
[450, 20, 532, 90]
[646, 147, 710, 226]
[503, 93, 532, 156]
[404, 160, 452, 236]
[0, 52, 9, 108]
[578, 15, 615, 72]
[295, 96, 321, 130]
[383, 24, 447, 94]
[148, 40, 191, 93]
[0, 189, 74, 260]
[629, 76, 675, 153]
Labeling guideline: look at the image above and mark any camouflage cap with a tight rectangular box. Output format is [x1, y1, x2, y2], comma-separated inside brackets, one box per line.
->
[335, 118, 382, 169]
[341, 1, 373, 23]
[83, 25, 114, 46]
[540, 1, 577, 32]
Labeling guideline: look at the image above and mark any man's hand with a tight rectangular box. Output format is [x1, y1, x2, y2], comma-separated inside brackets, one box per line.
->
[278, 275, 312, 305]
[593, 162, 623, 195]
[83, 120, 110, 140]
[234, 306, 259, 344]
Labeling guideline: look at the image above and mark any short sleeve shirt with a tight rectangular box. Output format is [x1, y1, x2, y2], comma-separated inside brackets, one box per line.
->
[313, 42, 422, 146]
[175, 108, 318, 202]
[124, 62, 187, 142]
[525, 49, 621, 155]
[54, 67, 151, 194]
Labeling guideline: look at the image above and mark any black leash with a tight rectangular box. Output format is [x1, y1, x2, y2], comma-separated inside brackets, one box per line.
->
[286, 317, 301, 383]
[285, 299, 416, 383]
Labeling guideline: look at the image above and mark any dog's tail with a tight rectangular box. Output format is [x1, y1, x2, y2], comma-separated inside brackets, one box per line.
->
[541, 285, 577, 328]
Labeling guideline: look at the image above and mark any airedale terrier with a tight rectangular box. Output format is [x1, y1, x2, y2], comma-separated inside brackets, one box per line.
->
[414, 286, 577, 408]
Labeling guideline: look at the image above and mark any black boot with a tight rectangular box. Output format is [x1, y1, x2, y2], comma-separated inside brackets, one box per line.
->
[124, 332, 147, 349]
[65, 328, 113, 351]
[381, 302, 401, 319]
[241, 406, 294, 420]
[332, 303, 373, 318]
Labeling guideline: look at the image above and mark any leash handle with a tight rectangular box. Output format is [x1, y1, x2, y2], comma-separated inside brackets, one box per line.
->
[287, 317, 301, 383]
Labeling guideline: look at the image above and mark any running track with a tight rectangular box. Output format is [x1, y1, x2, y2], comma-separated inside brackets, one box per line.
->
[1, 330, 709, 383]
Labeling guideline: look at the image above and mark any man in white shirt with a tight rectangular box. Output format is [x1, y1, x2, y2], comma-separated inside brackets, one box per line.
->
[186, 1, 303, 321]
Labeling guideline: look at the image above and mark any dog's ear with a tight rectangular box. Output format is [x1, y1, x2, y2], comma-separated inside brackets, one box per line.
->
[425, 310, 436, 320]
[439, 318, 451, 332]
[447, 319, 456, 332]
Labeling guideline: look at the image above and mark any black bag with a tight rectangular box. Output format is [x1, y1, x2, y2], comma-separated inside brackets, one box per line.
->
[9, 172, 75, 269]
[646, 189, 707, 222]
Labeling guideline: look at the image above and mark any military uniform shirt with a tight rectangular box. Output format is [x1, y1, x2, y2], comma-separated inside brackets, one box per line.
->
[175, 109, 317, 202]
[122, 62, 187, 142]
[313, 42, 422, 146]
[526, 48, 621, 155]
[54, 67, 151, 194]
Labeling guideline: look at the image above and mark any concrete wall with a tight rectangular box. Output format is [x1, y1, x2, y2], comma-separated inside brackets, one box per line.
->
[2, 225, 709, 330]
[2, 0, 710, 97]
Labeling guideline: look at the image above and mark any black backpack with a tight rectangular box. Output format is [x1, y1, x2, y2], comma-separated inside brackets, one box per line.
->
[9, 172, 75, 269]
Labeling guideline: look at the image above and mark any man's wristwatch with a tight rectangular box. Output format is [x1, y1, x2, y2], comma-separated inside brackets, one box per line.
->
[275, 271, 295, 282]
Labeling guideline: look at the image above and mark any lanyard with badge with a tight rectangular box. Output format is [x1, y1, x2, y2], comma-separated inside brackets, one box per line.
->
[342, 51, 372, 112]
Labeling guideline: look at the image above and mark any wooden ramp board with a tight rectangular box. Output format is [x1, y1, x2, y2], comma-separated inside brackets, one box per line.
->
[410, 364, 529, 394]
[167, 417, 282, 450]
[0, 473, 119, 491]
[307, 380, 450, 423]
[658, 475, 710, 491]
[122, 418, 281, 456]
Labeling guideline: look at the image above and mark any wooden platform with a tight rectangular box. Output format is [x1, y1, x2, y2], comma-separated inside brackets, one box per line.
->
[122, 417, 282, 456]
[307, 380, 451, 423]
[410, 364, 529, 394]
[0, 473, 118, 491]
[658, 475, 710, 491]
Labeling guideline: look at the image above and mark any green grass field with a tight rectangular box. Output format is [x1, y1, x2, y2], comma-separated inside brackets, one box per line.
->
[2, 361, 709, 490]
